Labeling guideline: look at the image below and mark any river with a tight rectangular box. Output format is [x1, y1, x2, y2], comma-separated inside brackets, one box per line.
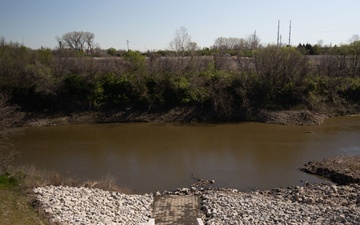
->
[13, 115, 360, 193]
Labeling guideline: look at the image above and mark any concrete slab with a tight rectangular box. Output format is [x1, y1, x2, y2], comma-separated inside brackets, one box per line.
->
[153, 195, 203, 225]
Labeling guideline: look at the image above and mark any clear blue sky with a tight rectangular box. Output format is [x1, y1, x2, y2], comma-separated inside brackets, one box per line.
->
[1, 0, 360, 51]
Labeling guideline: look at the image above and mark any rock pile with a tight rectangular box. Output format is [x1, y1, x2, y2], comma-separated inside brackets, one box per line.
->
[201, 183, 360, 225]
[155, 187, 207, 196]
[33, 186, 153, 225]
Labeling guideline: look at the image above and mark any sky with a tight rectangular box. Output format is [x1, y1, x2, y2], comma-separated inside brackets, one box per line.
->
[1, 0, 360, 51]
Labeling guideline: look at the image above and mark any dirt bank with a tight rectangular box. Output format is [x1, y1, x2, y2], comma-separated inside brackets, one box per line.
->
[250, 110, 328, 125]
[21, 108, 329, 127]
[301, 156, 360, 185]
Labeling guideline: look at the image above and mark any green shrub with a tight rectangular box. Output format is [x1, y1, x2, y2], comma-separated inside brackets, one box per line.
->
[0, 174, 18, 188]
[100, 73, 145, 109]
[250, 46, 308, 109]
[123, 50, 146, 71]
[107, 47, 117, 56]
[341, 78, 360, 103]
[60, 74, 96, 111]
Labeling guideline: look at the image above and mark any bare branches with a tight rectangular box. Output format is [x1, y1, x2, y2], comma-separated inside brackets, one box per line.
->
[57, 31, 95, 53]
[213, 34, 260, 51]
[169, 26, 193, 56]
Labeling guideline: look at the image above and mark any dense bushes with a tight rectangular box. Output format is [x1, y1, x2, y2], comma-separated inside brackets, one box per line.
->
[252, 47, 308, 109]
[0, 42, 359, 120]
[341, 78, 360, 103]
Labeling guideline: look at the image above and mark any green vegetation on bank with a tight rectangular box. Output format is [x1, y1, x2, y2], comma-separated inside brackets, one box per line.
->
[1, 40, 360, 121]
[0, 168, 128, 225]
[0, 181, 50, 225]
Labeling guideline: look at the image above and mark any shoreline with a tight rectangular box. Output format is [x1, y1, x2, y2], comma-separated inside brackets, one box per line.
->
[301, 155, 360, 185]
[33, 182, 360, 225]
[15, 110, 360, 224]
[21, 109, 331, 127]
[30, 155, 360, 224]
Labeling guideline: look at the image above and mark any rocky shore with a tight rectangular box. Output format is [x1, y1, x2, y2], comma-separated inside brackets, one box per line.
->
[31, 156, 360, 224]
[33, 186, 153, 225]
[33, 182, 360, 225]
[202, 183, 359, 224]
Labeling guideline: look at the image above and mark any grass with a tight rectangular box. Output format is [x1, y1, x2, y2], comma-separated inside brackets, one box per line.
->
[0, 174, 50, 225]
[0, 166, 131, 225]
[15, 165, 131, 193]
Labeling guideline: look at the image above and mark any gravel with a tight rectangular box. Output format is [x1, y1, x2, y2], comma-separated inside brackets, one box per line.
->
[33, 183, 360, 225]
[33, 186, 153, 225]
[202, 183, 360, 225]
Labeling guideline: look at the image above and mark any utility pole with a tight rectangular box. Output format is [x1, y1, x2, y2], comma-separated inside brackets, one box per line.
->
[253, 30, 256, 49]
[127, 40, 129, 51]
[288, 20, 292, 46]
[277, 20, 280, 47]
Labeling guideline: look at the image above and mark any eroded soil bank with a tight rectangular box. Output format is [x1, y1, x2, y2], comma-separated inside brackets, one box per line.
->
[22, 108, 329, 127]
[301, 155, 360, 185]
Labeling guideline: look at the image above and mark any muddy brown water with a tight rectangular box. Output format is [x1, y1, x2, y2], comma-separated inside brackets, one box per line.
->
[13, 115, 360, 193]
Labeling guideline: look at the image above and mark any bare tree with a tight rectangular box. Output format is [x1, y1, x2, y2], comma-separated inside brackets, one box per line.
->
[169, 26, 196, 70]
[213, 36, 259, 50]
[213, 37, 246, 50]
[246, 33, 261, 50]
[57, 31, 95, 53]
[213, 37, 227, 50]
[84, 32, 95, 53]
[349, 34, 360, 44]
[169, 26, 192, 56]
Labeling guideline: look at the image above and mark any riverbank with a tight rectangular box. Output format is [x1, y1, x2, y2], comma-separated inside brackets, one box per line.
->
[301, 155, 360, 185]
[2, 153, 358, 224]
[22, 108, 330, 127]
[29, 155, 360, 225]
[201, 155, 360, 224]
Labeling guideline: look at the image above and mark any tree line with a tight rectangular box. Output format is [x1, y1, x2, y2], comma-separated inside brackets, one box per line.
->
[0, 31, 360, 121]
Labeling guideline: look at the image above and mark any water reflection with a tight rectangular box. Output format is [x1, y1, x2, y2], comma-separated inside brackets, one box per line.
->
[14, 116, 360, 193]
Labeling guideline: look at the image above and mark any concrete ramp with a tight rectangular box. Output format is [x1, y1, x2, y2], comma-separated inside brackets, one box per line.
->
[152, 195, 204, 225]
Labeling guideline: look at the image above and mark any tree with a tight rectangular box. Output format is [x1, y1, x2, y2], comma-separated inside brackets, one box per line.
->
[169, 26, 192, 57]
[348, 40, 360, 76]
[84, 32, 95, 53]
[169, 26, 197, 71]
[213, 35, 260, 51]
[253, 46, 307, 108]
[213, 37, 227, 50]
[187, 42, 199, 52]
[123, 50, 146, 71]
[247, 33, 261, 50]
[349, 34, 360, 44]
[57, 31, 95, 53]
[107, 47, 117, 56]
[213, 37, 246, 50]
